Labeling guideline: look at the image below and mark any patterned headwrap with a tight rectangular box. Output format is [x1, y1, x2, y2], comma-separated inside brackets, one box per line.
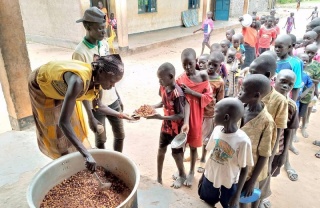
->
[92, 54, 124, 77]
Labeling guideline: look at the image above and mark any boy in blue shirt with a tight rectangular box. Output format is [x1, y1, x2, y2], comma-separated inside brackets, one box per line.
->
[275, 34, 303, 101]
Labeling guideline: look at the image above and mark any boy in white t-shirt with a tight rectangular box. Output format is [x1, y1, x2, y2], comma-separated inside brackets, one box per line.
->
[198, 98, 254, 208]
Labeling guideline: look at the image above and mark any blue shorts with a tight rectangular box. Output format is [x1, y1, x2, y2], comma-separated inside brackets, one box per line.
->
[198, 174, 238, 208]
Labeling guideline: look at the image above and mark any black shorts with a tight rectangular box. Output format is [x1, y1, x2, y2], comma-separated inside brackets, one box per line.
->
[299, 102, 310, 117]
[271, 155, 282, 177]
[159, 132, 183, 153]
[198, 174, 237, 207]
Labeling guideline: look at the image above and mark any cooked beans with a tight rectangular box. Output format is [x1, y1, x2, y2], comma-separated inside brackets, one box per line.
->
[40, 166, 131, 208]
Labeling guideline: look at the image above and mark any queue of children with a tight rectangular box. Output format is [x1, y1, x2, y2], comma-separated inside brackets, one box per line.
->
[55, 6, 320, 208]
[141, 10, 320, 208]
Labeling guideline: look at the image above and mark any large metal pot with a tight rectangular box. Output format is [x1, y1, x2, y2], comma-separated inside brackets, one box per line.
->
[27, 149, 140, 208]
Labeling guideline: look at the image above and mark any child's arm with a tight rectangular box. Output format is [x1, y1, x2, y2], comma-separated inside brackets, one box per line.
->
[93, 98, 133, 120]
[181, 84, 203, 98]
[181, 101, 190, 133]
[293, 18, 296, 29]
[242, 156, 268, 196]
[229, 166, 249, 207]
[193, 28, 203, 34]
[151, 101, 163, 109]
[276, 129, 293, 168]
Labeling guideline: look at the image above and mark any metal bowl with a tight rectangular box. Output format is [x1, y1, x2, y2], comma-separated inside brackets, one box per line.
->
[27, 149, 140, 208]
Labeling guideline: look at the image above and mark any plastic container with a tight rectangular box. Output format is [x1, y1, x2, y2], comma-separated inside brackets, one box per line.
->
[240, 188, 261, 203]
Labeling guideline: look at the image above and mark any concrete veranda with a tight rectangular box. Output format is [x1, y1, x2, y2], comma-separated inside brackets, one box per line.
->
[1, 6, 320, 208]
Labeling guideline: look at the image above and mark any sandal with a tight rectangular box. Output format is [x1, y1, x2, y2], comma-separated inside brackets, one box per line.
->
[286, 169, 298, 181]
[315, 151, 320, 159]
[312, 140, 320, 147]
[197, 162, 205, 173]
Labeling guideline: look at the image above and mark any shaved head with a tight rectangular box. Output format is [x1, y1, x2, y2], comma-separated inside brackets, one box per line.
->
[249, 55, 277, 78]
[214, 98, 245, 123]
[275, 34, 292, 46]
[158, 62, 176, 76]
[241, 74, 271, 98]
[181, 48, 196, 60]
[305, 43, 318, 52]
[304, 31, 318, 39]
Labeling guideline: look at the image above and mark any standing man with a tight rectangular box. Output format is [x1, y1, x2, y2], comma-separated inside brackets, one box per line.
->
[73, 6, 126, 152]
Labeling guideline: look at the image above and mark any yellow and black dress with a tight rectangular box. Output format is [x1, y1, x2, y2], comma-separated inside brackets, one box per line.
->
[28, 60, 96, 159]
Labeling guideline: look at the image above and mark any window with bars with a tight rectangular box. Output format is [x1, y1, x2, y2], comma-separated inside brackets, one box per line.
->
[188, 0, 200, 9]
[138, 0, 157, 13]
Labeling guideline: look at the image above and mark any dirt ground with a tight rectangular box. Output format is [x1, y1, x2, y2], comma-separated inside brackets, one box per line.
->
[101, 7, 320, 207]
[0, 5, 320, 208]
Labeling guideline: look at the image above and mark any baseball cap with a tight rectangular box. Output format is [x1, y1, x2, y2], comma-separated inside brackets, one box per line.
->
[76, 6, 106, 23]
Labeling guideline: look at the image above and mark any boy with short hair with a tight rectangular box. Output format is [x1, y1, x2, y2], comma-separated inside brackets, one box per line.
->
[220, 39, 231, 56]
[297, 53, 314, 138]
[304, 44, 320, 125]
[226, 29, 235, 43]
[73, 7, 125, 152]
[194, 11, 214, 55]
[197, 54, 210, 71]
[249, 55, 288, 207]
[176, 48, 213, 187]
[146, 63, 186, 188]
[275, 34, 303, 101]
[198, 98, 254, 208]
[258, 16, 277, 54]
[238, 74, 277, 208]
[273, 70, 300, 182]
[197, 51, 225, 173]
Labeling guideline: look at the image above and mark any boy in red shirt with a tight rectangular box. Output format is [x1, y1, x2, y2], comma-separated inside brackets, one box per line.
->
[258, 16, 277, 55]
[239, 15, 258, 69]
[147, 63, 186, 188]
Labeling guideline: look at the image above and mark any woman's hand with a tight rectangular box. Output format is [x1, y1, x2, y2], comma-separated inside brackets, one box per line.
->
[120, 113, 136, 120]
[85, 154, 96, 173]
[88, 117, 102, 133]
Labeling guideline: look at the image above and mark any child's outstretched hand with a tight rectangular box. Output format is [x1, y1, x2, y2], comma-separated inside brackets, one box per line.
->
[146, 114, 162, 120]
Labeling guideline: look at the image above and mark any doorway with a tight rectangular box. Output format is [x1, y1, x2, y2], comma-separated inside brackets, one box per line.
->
[212, 0, 230, 21]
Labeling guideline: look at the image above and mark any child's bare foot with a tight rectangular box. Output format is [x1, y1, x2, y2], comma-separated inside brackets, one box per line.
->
[197, 162, 205, 173]
[183, 173, 194, 187]
[289, 145, 299, 155]
[301, 128, 309, 138]
[293, 134, 299, 143]
[171, 176, 186, 189]
[172, 171, 179, 180]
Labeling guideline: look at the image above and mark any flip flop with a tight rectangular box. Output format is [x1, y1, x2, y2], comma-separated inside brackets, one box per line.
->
[286, 169, 298, 181]
[313, 141, 320, 147]
[315, 151, 320, 159]
[197, 162, 205, 173]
